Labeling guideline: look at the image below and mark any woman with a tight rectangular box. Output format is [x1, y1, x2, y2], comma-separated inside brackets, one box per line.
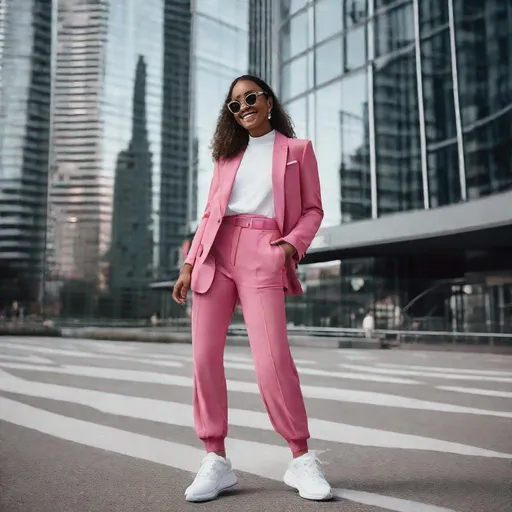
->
[172, 75, 332, 502]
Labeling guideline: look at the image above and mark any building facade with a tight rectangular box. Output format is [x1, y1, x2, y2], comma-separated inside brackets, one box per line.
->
[278, 0, 512, 333]
[0, 0, 53, 311]
[45, 0, 192, 319]
[248, 0, 274, 84]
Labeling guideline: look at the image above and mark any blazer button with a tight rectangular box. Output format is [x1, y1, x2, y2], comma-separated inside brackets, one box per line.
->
[217, 219, 221, 224]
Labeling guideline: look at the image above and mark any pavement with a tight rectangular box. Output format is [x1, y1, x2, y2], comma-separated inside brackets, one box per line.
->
[0, 337, 511, 512]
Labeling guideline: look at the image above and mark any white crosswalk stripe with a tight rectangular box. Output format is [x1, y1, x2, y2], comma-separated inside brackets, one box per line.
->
[1, 338, 510, 512]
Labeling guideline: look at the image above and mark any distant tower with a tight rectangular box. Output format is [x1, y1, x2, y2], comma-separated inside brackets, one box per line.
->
[109, 56, 153, 317]
[249, 0, 273, 84]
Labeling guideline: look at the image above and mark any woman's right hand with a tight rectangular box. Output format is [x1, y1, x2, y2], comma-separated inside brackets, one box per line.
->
[172, 264, 192, 305]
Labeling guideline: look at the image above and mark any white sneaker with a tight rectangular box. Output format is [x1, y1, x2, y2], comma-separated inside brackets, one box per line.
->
[284, 452, 333, 501]
[184, 453, 238, 502]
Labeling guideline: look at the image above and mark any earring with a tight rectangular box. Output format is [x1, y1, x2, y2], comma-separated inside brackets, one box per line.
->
[267, 110, 272, 120]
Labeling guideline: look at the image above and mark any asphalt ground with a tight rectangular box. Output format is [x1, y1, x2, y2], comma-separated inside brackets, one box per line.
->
[0, 336, 511, 512]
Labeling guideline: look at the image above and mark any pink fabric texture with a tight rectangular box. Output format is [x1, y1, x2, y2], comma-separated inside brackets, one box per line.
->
[191, 215, 310, 454]
[184, 131, 324, 296]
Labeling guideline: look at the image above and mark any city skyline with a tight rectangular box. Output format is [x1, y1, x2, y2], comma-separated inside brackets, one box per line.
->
[0, 0, 510, 332]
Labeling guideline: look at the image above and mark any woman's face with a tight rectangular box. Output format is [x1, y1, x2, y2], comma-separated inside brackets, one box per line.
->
[229, 80, 273, 134]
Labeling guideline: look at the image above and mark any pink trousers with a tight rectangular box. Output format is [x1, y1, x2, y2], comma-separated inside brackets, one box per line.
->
[191, 214, 310, 454]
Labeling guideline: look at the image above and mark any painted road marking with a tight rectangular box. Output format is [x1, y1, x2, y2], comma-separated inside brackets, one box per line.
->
[0, 370, 508, 458]
[339, 364, 512, 383]
[0, 362, 510, 419]
[0, 396, 460, 511]
[436, 386, 512, 399]
[225, 361, 420, 385]
[0, 342, 183, 368]
[378, 363, 512, 377]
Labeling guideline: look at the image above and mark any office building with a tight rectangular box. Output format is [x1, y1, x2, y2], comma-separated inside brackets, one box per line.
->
[249, 0, 274, 84]
[46, 0, 192, 318]
[0, 0, 53, 310]
[278, 0, 512, 332]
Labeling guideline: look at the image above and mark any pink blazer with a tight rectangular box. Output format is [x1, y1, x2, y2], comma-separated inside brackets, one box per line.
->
[184, 130, 324, 296]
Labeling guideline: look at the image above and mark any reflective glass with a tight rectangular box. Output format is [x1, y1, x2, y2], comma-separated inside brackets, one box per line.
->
[421, 29, 457, 144]
[315, 37, 343, 85]
[345, 0, 368, 28]
[339, 72, 371, 222]
[454, 0, 512, 198]
[375, 1, 414, 57]
[281, 11, 308, 61]
[315, 0, 342, 43]
[455, 0, 512, 126]
[345, 25, 366, 71]
[465, 111, 512, 199]
[281, 0, 308, 18]
[313, 72, 371, 227]
[281, 54, 309, 101]
[285, 96, 307, 139]
[314, 81, 342, 227]
[419, 0, 449, 35]
[374, 49, 424, 215]
[427, 144, 460, 207]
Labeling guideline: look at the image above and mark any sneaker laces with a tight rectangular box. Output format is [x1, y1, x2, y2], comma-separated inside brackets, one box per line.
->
[197, 456, 224, 479]
[297, 452, 328, 481]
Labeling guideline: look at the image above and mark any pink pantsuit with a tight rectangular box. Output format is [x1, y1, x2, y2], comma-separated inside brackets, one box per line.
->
[184, 131, 324, 453]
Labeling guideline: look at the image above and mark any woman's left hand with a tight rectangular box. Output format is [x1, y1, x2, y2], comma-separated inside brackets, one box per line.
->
[270, 240, 297, 261]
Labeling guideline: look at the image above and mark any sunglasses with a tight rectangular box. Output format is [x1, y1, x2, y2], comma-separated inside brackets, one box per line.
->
[227, 91, 267, 114]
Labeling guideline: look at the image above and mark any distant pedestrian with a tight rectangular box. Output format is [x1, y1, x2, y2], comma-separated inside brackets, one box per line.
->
[172, 75, 332, 502]
[362, 312, 374, 339]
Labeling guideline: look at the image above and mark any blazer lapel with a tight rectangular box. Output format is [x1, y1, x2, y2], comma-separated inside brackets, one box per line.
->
[218, 150, 244, 216]
[272, 131, 289, 234]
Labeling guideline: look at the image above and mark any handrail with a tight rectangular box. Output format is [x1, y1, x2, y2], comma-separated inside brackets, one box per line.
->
[227, 324, 512, 339]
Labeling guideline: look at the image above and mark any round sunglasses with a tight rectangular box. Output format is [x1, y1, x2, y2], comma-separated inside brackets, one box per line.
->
[227, 91, 267, 114]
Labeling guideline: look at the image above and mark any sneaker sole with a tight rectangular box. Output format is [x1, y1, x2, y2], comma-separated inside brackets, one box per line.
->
[185, 474, 238, 502]
[283, 470, 333, 501]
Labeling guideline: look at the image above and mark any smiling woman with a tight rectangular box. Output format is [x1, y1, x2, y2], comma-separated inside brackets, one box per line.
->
[210, 74, 296, 160]
[172, 74, 330, 503]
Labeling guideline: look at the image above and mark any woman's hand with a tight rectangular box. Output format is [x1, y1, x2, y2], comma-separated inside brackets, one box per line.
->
[172, 264, 192, 305]
[270, 240, 297, 261]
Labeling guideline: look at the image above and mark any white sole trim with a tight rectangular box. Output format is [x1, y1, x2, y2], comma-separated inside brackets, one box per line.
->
[283, 470, 333, 501]
[185, 473, 238, 502]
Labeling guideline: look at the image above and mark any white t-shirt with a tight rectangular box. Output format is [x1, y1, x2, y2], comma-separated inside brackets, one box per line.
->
[225, 129, 275, 218]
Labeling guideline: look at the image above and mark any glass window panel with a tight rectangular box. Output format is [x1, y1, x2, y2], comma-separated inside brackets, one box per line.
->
[315, 0, 343, 43]
[339, 71, 371, 222]
[281, 54, 308, 101]
[419, 0, 449, 35]
[281, 11, 309, 61]
[315, 80, 343, 227]
[375, 1, 414, 57]
[454, 0, 512, 127]
[421, 29, 457, 144]
[374, 49, 424, 215]
[316, 37, 343, 85]
[345, 0, 368, 28]
[345, 25, 366, 71]
[281, 0, 308, 18]
[427, 144, 460, 207]
[285, 96, 307, 139]
[465, 112, 512, 200]
[375, 0, 405, 8]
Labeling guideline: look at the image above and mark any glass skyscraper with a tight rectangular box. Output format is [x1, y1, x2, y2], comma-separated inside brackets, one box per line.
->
[44, 0, 192, 319]
[0, 0, 53, 310]
[278, 0, 512, 332]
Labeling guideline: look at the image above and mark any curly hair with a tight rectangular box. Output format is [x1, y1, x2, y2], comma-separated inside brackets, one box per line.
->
[210, 75, 296, 161]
